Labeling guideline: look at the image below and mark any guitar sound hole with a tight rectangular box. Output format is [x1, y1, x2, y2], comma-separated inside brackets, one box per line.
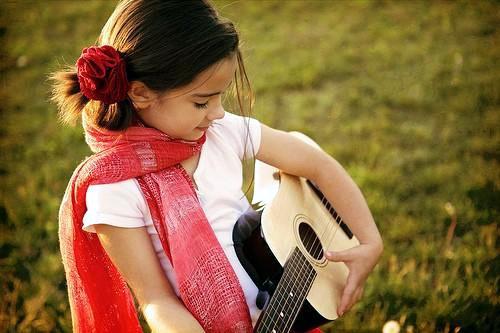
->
[298, 222, 323, 261]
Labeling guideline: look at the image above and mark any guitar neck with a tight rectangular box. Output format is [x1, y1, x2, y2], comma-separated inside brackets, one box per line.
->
[255, 247, 317, 333]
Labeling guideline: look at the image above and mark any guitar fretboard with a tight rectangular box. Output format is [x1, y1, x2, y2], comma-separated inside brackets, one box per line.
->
[255, 247, 317, 333]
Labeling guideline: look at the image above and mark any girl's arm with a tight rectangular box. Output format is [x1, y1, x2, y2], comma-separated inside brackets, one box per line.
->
[255, 124, 383, 316]
[94, 224, 204, 333]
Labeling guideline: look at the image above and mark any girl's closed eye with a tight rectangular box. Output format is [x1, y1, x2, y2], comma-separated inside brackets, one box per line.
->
[194, 101, 209, 109]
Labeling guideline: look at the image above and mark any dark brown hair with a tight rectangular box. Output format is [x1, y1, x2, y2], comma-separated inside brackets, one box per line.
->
[49, 0, 253, 130]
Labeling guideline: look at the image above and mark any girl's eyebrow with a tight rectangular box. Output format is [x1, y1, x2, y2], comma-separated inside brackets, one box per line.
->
[191, 91, 221, 98]
[190, 80, 233, 98]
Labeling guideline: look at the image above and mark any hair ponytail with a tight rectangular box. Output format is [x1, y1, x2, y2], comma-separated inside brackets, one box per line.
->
[92, 99, 135, 130]
[49, 67, 137, 130]
[48, 66, 89, 126]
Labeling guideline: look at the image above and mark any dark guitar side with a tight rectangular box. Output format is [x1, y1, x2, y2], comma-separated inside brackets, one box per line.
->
[233, 209, 329, 332]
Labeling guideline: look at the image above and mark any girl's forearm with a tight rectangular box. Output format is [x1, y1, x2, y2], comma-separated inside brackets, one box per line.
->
[142, 300, 204, 333]
[313, 155, 383, 250]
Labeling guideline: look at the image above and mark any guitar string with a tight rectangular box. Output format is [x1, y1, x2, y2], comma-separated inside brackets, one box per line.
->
[296, 182, 345, 326]
[263, 250, 306, 332]
[314, 184, 344, 263]
[264, 248, 314, 333]
[289, 180, 349, 328]
[278, 182, 345, 330]
[259, 179, 348, 331]
[257, 178, 302, 332]
[280, 254, 300, 332]
[280, 248, 317, 332]
[268, 191, 333, 332]
[288, 259, 316, 332]
[312, 195, 344, 321]
[284, 249, 310, 329]
[276, 208, 322, 331]
[310, 182, 349, 323]
[263, 250, 298, 332]
[320, 191, 342, 254]
[256, 250, 296, 332]
[257, 249, 299, 332]
[264, 218, 334, 332]
[274, 214, 323, 332]
[273, 248, 304, 332]
[300, 183, 338, 263]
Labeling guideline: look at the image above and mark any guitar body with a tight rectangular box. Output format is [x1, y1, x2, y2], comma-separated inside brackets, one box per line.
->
[233, 171, 359, 332]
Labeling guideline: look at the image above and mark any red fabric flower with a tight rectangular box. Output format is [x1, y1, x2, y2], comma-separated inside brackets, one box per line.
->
[76, 45, 129, 104]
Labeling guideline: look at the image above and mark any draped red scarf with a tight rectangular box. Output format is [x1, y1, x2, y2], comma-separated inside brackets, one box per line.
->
[58, 118, 253, 332]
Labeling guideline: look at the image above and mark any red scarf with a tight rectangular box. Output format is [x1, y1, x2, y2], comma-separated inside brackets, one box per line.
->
[58, 118, 253, 332]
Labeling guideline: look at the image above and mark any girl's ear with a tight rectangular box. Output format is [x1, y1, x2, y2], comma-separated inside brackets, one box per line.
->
[127, 81, 158, 111]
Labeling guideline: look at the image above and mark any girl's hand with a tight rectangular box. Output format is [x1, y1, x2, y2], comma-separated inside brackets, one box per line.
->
[325, 242, 383, 317]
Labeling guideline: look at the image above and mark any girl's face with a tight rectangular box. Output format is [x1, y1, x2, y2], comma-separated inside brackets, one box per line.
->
[137, 54, 237, 141]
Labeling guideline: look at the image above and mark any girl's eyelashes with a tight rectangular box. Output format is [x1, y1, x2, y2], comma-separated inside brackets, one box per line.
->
[194, 102, 209, 109]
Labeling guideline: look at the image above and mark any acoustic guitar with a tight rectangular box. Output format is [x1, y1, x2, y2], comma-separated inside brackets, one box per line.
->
[233, 137, 359, 333]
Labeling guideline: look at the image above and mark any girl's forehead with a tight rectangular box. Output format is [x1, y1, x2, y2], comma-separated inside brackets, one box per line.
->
[194, 55, 237, 90]
[169, 55, 237, 98]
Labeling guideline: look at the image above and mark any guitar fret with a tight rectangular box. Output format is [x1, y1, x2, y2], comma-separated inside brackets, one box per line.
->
[256, 247, 318, 333]
[285, 252, 317, 332]
[257, 250, 301, 332]
[287, 261, 316, 331]
[270, 251, 304, 332]
[279, 251, 315, 332]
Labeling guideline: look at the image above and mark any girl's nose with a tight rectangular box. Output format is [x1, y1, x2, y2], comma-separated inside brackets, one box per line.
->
[207, 103, 225, 121]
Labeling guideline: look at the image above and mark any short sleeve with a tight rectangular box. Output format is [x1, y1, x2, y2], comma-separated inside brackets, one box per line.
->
[246, 116, 262, 159]
[82, 178, 147, 233]
[218, 111, 262, 160]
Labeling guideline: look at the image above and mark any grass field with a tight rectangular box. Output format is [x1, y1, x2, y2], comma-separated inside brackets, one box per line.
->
[0, 0, 498, 332]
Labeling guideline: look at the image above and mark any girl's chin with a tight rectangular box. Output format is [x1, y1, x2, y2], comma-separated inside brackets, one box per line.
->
[179, 130, 205, 142]
[167, 127, 208, 142]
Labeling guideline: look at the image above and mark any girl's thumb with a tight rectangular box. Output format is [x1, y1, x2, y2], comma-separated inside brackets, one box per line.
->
[325, 248, 355, 262]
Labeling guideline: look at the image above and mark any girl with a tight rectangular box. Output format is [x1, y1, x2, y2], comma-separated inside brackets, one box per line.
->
[50, 0, 383, 332]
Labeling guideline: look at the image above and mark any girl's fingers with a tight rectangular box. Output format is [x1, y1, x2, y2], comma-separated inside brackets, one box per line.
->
[325, 246, 358, 263]
[337, 275, 358, 316]
[328, 244, 375, 316]
[338, 285, 363, 316]
[356, 286, 364, 302]
[337, 273, 366, 316]
[348, 287, 364, 311]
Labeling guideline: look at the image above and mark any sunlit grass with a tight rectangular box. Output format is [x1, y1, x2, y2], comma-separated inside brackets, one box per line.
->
[1, 0, 498, 332]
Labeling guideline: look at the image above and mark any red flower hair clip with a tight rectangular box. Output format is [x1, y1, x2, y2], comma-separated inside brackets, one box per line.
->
[76, 45, 129, 104]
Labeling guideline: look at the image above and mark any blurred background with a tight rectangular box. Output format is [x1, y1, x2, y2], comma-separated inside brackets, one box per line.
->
[0, 0, 498, 332]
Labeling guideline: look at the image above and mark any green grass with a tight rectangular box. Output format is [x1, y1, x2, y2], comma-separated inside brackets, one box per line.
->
[1, 0, 498, 332]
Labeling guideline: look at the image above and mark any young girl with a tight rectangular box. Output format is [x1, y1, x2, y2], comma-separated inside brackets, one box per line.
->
[50, 1, 383, 332]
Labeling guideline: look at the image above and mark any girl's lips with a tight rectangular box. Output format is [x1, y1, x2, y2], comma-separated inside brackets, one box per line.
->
[196, 124, 211, 131]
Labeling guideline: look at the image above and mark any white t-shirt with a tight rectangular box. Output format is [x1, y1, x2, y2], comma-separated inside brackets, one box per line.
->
[82, 111, 263, 326]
